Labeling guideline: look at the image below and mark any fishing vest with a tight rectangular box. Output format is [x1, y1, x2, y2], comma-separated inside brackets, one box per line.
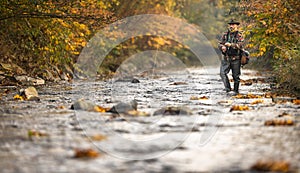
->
[225, 31, 241, 56]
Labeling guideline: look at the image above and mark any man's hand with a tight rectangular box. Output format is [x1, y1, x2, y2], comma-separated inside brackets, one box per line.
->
[225, 42, 231, 47]
[221, 46, 227, 53]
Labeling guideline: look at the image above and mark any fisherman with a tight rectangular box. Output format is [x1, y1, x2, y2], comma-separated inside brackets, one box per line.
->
[219, 19, 245, 95]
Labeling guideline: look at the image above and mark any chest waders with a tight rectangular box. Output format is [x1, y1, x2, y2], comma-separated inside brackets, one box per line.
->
[220, 31, 241, 94]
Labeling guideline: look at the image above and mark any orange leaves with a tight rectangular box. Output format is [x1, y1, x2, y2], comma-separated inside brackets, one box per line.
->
[292, 99, 300, 105]
[14, 94, 24, 101]
[265, 112, 294, 126]
[230, 105, 250, 112]
[89, 134, 107, 141]
[264, 118, 294, 126]
[73, 148, 100, 159]
[190, 96, 209, 100]
[94, 105, 110, 113]
[251, 99, 264, 105]
[251, 160, 290, 172]
[232, 93, 262, 99]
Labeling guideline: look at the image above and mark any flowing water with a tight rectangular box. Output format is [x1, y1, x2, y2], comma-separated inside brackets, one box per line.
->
[0, 67, 299, 173]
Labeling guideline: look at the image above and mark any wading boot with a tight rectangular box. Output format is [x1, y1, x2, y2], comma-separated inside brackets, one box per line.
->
[233, 82, 239, 96]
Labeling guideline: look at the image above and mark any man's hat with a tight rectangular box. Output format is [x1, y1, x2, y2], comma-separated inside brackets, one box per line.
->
[228, 19, 240, 25]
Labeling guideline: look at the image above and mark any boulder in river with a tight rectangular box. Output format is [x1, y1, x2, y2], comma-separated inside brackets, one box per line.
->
[19, 86, 40, 101]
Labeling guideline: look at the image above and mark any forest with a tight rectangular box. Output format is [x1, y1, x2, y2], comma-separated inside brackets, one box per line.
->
[0, 0, 299, 95]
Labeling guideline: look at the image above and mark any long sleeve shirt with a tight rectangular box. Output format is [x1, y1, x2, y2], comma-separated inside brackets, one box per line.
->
[218, 30, 244, 56]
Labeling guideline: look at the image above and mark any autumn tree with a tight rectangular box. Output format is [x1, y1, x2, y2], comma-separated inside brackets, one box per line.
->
[240, 0, 300, 94]
[0, 0, 118, 80]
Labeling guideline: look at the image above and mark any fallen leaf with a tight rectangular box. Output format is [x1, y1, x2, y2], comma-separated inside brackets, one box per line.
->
[230, 105, 250, 112]
[126, 110, 150, 116]
[57, 105, 66, 109]
[90, 134, 107, 141]
[251, 100, 264, 104]
[251, 160, 290, 172]
[232, 93, 263, 99]
[14, 94, 24, 101]
[190, 96, 209, 100]
[264, 118, 294, 126]
[74, 148, 100, 158]
[264, 92, 273, 98]
[94, 105, 110, 112]
[217, 100, 233, 105]
[241, 79, 253, 86]
[292, 99, 300, 105]
[28, 129, 49, 137]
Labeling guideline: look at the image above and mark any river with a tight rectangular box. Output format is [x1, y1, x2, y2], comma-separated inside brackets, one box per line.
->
[0, 67, 299, 173]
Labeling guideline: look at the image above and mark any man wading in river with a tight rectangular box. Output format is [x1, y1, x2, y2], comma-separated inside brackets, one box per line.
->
[219, 19, 245, 95]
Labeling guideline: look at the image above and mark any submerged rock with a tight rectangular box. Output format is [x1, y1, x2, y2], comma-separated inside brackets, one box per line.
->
[71, 99, 97, 112]
[71, 100, 110, 112]
[153, 106, 192, 116]
[131, 78, 140, 83]
[107, 100, 138, 114]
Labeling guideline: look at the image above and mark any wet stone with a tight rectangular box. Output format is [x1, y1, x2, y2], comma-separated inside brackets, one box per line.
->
[131, 78, 140, 83]
[107, 100, 138, 114]
[153, 106, 192, 116]
[70, 99, 97, 112]
[15, 76, 45, 85]
[20, 86, 40, 101]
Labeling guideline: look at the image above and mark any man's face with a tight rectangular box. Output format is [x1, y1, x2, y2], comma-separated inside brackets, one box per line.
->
[229, 24, 238, 31]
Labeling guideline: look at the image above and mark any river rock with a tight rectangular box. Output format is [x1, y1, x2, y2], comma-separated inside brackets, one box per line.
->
[0, 75, 20, 86]
[107, 100, 138, 114]
[0, 63, 26, 75]
[15, 75, 45, 85]
[20, 86, 40, 101]
[153, 106, 192, 116]
[71, 99, 97, 112]
[131, 78, 140, 83]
